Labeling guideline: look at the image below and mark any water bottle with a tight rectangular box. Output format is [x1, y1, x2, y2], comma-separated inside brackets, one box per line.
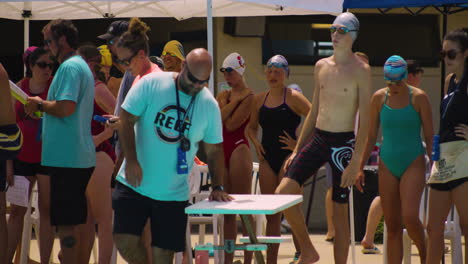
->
[432, 135, 440, 161]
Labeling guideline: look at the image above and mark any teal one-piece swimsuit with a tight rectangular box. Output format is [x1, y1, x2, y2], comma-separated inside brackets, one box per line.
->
[379, 86, 425, 178]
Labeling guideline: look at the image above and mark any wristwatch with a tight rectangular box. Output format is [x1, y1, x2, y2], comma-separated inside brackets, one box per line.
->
[212, 185, 224, 192]
[37, 100, 43, 112]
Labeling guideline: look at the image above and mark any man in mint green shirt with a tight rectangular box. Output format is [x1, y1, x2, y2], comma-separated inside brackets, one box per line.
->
[26, 19, 95, 264]
[113, 48, 231, 264]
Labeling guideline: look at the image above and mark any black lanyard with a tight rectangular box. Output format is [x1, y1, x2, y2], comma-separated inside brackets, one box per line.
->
[175, 79, 195, 139]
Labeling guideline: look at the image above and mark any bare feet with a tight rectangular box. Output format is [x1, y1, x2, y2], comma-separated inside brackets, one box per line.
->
[296, 251, 319, 264]
[360, 239, 374, 249]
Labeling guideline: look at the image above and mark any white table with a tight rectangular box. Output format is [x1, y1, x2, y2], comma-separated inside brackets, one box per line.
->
[185, 194, 302, 264]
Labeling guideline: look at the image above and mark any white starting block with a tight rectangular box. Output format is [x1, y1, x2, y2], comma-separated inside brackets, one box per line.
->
[195, 243, 267, 252]
[239, 236, 292, 244]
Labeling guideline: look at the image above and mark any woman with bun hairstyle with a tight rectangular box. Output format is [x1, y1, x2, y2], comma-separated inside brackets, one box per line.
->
[114, 17, 162, 264]
[115, 17, 161, 83]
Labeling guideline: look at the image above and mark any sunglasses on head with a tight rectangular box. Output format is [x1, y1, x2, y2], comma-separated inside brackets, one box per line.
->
[35, 61, 54, 69]
[386, 80, 403, 86]
[440, 49, 459, 60]
[162, 51, 177, 57]
[330, 26, 357, 35]
[115, 51, 138, 66]
[186, 68, 210, 85]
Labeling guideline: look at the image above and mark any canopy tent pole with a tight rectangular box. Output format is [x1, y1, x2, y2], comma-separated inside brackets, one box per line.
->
[441, 7, 448, 100]
[207, 0, 214, 94]
[23, 2, 32, 76]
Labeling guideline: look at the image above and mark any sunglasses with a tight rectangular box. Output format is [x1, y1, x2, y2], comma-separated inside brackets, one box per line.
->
[35, 61, 54, 69]
[186, 68, 210, 85]
[115, 52, 138, 66]
[162, 51, 177, 57]
[330, 26, 358, 35]
[44, 39, 53, 46]
[440, 49, 459, 60]
[386, 80, 403, 86]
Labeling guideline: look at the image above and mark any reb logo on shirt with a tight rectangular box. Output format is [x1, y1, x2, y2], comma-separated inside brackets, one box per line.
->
[154, 105, 192, 143]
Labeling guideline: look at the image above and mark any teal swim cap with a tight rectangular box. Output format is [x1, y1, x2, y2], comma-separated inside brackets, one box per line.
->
[384, 55, 408, 81]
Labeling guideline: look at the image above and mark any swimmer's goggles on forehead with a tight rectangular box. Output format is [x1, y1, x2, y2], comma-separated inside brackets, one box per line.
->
[330, 26, 358, 34]
[267, 62, 288, 69]
[162, 51, 177, 57]
[386, 80, 404, 86]
[220, 66, 241, 73]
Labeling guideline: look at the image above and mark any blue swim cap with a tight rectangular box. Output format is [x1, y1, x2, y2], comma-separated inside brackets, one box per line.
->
[384, 55, 408, 81]
[267, 55, 289, 77]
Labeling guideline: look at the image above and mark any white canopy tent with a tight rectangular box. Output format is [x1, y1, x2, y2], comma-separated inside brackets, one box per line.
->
[0, 0, 342, 20]
[0, 0, 343, 91]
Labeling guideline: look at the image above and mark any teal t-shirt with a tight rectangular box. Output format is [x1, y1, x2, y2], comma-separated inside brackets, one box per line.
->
[41, 55, 96, 168]
[117, 72, 223, 201]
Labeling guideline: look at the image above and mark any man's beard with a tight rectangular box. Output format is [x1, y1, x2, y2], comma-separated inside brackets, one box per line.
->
[179, 79, 202, 97]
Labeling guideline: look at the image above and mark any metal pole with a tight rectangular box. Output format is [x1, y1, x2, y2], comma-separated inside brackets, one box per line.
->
[23, 2, 32, 77]
[441, 8, 448, 101]
[349, 188, 356, 264]
[207, 0, 214, 95]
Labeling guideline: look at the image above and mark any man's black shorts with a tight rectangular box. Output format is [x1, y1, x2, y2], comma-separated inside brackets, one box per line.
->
[113, 182, 188, 252]
[47, 166, 94, 226]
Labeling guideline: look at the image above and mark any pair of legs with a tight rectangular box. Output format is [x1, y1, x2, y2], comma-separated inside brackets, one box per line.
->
[361, 196, 383, 250]
[7, 173, 54, 263]
[224, 144, 253, 264]
[49, 167, 93, 264]
[379, 156, 426, 264]
[0, 63, 17, 264]
[276, 177, 349, 264]
[426, 180, 468, 264]
[80, 151, 115, 264]
[258, 159, 284, 264]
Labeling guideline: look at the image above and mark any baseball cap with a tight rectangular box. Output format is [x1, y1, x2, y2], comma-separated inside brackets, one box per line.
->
[221, 52, 246, 75]
[98, 20, 129, 40]
[384, 55, 408, 81]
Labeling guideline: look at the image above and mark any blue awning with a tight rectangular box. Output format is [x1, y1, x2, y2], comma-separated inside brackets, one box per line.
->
[343, 0, 468, 9]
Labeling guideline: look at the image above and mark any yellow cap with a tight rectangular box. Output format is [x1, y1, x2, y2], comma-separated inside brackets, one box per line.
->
[161, 40, 185, 61]
[97, 45, 113, 67]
